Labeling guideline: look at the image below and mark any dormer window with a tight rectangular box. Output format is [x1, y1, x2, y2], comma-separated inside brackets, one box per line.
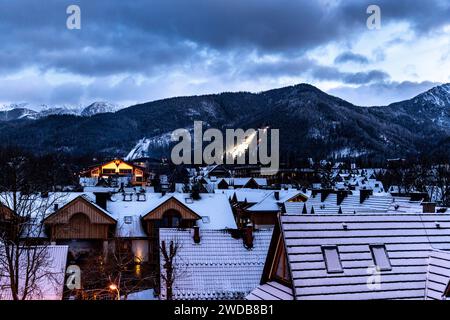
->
[322, 246, 343, 273]
[370, 245, 391, 271]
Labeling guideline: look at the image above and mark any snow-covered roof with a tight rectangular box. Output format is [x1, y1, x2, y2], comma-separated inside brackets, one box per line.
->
[215, 188, 270, 203]
[425, 250, 450, 300]
[5, 191, 236, 238]
[280, 214, 450, 300]
[284, 192, 425, 215]
[0, 245, 68, 300]
[246, 281, 294, 300]
[247, 190, 306, 212]
[159, 228, 273, 300]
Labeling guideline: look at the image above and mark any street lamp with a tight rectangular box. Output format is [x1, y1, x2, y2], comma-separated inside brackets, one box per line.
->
[109, 283, 120, 300]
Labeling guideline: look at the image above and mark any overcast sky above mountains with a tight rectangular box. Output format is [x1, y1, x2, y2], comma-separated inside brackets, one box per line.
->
[0, 0, 449, 108]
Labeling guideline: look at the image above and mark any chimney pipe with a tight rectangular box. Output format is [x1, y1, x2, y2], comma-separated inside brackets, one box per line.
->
[243, 224, 254, 249]
[193, 226, 201, 244]
[274, 191, 280, 201]
[94, 192, 109, 210]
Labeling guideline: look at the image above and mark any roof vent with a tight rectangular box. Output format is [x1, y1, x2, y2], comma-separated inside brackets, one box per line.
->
[274, 191, 280, 201]
[342, 223, 348, 230]
[193, 226, 201, 244]
[436, 222, 441, 229]
[243, 224, 254, 249]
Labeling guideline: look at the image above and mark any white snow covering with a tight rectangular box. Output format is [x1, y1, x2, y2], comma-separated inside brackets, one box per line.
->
[159, 228, 273, 300]
[125, 132, 175, 160]
[2, 191, 237, 239]
[80, 101, 120, 116]
[279, 213, 450, 300]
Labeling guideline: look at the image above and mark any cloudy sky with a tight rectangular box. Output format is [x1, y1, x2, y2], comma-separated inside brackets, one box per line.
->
[0, 0, 449, 108]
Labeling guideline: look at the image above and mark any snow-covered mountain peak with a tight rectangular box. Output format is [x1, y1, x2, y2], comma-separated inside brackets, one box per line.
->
[414, 83, 450, 107]
[81, 101, 120, 116]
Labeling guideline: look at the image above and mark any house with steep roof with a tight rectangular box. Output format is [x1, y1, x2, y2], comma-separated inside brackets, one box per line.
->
[247, 212, 450, 300]
[79, 159, 148, 187]
[159, 227, 272, 300]
[30, 191, 237, 265]
[216, 189, 307, 228]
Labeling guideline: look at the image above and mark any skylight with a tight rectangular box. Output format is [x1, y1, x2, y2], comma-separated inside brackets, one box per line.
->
[370, 245, 391, 271]
[202, 216, 210, 224]
[124, 216, 133, 224]
[322, 246, 343, 273]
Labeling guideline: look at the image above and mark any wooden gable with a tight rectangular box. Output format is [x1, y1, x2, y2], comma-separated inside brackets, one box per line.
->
[44, 196, 116, 240]
[44, 196, 116, 225]
[286, 193, 308, 203]
[261, 219, 293, 288]
[142, 197, 201, 221]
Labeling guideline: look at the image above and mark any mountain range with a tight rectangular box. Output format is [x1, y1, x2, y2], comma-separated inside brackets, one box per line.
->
[0, 83, 449, 162]
[0, 101, 120, 121]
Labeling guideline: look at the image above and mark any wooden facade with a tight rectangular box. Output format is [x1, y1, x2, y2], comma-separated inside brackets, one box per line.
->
[44, 196, 116, 240]
[261, 220, 292, 288]
[142, 197, 201, 264]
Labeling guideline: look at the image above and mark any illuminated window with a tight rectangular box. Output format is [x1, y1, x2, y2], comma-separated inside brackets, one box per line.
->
[322, 246, 343, 273]
[370, 245, 391, 271]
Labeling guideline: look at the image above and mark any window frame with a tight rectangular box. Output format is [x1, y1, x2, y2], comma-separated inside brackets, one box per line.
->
[322, 245, 344, 274]
[369, 244, 392, 271]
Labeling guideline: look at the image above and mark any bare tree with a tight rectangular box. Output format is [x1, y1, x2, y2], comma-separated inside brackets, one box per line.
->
[0, 154, 67, 300]
[160, 239, 185, 300]
[435, 164, 450, 207]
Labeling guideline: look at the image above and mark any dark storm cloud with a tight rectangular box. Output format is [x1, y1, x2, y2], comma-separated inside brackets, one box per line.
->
[0, 0, 448, 77]
[245, 57, 390, 85]
[334, 52, 369, 65]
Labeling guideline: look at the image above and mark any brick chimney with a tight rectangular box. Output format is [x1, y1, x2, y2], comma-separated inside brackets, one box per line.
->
[274, 191, 280, 201]
[243, 224, 254, 249]
[193, 226, 201, 244]
[422, 202, 436, 214]
[94, 192, 109, 210]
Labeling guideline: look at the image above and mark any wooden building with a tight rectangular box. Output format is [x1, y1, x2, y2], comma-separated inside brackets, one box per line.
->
[43, 195, 116, 258]
[142, 196, 202, 264]
[80, 159, 148, 186]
